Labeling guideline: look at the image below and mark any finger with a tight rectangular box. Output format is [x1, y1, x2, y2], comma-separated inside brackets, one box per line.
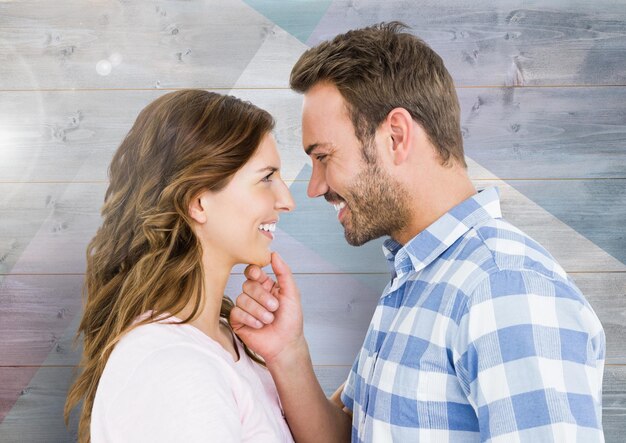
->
[242, 280, 279, 311]
[244, 264, 276, 292]
[329, 382, 345, 407]
[270, 252, 298, 297]
[261, 276, 277, 292]
[244, 264, 262, 280]
[229, 306, 264, 330]
[236, 292, 275, 324]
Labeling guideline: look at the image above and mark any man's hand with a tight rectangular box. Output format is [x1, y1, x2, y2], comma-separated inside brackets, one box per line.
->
[230, 252, 305, 365]
[232, 252, 352, 442]
[330, 383, 352, 418]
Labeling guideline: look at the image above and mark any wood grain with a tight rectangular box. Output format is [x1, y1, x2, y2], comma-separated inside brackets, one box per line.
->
[0, 366, 79, 442]
[0, 0, 275, 90]
[603, 365, 626, 442]
[2, 1, 626, 89]
[570, 273, 626, 365]
[314, 0, 626, 87]
[2, 87, 626, 182]
[1, 0, 624, 439]
[0, 89, 307, 183]
[502, 179, 626, 265]
[459, 87, 626, 179]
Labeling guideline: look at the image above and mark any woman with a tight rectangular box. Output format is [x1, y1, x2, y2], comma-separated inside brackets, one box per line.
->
[64, 90, 296, 442]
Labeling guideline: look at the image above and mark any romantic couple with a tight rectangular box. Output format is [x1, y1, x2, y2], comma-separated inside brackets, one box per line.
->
[64, 23, 605, 442]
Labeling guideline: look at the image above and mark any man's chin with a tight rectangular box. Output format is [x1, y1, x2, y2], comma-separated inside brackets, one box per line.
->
[345, 236, 367, 247]
[344, 229, 382, 247]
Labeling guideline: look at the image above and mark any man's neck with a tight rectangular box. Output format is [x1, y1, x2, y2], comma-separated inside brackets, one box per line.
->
[393, 171, 476, 245]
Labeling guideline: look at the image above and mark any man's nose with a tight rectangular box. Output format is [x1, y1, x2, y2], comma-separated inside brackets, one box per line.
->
[306, 164, 328, 198]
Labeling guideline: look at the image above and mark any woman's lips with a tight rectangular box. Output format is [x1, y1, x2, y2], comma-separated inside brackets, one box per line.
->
[259, 229, 274, 240]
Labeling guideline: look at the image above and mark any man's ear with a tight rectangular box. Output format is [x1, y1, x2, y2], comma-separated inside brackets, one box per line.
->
[386, 107, 414, 166]
[188, 192, 209, 224]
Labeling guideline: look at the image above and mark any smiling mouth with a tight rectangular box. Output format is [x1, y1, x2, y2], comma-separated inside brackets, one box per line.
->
[331, 201, 348, 222]
[258, 222, 276, 240]
[332, 201, 346, 212]
[324, 190, 347, 219]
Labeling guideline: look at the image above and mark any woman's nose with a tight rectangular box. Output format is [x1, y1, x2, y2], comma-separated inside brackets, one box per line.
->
[276, 180, 296, 212]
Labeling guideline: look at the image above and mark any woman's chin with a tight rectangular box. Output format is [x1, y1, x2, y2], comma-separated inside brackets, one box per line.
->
[247, 251, 272, 268]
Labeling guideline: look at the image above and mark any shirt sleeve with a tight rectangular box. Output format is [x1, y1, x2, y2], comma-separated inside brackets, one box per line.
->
[453, 269, 605, 442]
[340, 355, 358, 413]
[102, 344, 242, 442]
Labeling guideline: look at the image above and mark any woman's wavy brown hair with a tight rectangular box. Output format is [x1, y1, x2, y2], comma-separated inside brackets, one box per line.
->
[64, 89, 274, 442]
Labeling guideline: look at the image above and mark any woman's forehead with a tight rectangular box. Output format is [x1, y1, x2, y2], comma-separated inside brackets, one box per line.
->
[251, 133, 279, 162]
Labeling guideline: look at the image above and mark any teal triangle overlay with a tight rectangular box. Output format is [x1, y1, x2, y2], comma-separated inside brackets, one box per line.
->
[243, 0, 333, 43]
[281, 164, 389, 277]
[503, 180, 626, 266]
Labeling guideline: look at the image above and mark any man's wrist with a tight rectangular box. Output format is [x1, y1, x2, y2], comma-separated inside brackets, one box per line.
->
[266, 336, 311, 373]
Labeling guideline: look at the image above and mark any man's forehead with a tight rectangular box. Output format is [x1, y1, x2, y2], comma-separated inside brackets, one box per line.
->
[301, 112, 332, 152]
[303, 82, 346, 113]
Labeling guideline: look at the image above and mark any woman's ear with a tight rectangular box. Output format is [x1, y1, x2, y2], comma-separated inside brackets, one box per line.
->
[188, 192, 209, 224]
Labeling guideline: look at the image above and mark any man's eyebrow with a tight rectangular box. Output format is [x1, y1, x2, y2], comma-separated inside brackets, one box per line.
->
[305, 142, 331, 156]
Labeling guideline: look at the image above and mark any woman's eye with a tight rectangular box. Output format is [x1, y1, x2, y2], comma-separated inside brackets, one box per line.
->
[261, 172, 274, 182]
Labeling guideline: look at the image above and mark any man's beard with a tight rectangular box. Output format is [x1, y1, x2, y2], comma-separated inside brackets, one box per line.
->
[330, 161, 411, 247]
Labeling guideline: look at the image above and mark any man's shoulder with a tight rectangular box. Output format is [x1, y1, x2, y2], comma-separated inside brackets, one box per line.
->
[470, 217, 568, 280]
[418, 217, 556, 292]
[456, 218, 591, 309]
[426, 217, 579, 305]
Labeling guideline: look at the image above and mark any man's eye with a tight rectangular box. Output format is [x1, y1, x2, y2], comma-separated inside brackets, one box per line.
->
[315, 154, 327, 162]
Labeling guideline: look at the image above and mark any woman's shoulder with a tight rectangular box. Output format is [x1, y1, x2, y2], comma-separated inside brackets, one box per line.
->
[95, 321, 239, 411]
[93, 323, 244, 442]
[107, 319, 232, 375]
[121, 336, 234, 385]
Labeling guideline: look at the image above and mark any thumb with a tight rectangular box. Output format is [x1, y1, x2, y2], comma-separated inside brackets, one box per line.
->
[271, 252, 297, 297]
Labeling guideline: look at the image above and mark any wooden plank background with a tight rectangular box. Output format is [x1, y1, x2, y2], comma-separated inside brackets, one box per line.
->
[0, 0, 624, 441]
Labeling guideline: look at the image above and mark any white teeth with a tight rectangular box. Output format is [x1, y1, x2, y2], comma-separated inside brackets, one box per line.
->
[258, 223, 276, 232]
[333, 201, 346, 212]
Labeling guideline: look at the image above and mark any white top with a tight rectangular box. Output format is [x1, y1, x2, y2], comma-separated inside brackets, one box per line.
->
[91, 313, 294, 442]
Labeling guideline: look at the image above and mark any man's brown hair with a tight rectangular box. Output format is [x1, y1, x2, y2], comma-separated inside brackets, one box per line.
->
[290, 21, 466, 167]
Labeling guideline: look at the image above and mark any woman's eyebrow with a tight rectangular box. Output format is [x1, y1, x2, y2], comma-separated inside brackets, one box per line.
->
[256, 166, 279, 173]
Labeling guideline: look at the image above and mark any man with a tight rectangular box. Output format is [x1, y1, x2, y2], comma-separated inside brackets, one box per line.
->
[230, 23, 605, 442]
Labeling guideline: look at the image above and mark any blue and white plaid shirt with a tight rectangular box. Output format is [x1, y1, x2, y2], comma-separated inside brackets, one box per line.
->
[341, 187, 605, 442]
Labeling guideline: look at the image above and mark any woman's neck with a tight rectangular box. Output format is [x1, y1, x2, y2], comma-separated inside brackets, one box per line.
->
[176, 257, 239, 360]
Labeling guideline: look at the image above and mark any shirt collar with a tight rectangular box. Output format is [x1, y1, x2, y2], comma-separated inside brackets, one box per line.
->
[383, 187, 502, 278]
